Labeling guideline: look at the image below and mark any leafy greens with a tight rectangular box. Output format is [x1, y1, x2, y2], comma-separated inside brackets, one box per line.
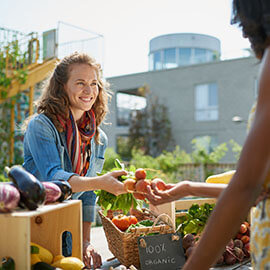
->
[176, 203, 215, 236]
[95, 159, 143, 215]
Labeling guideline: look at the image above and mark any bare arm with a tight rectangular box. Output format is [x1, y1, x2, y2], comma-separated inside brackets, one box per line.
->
[68, 170, 127, 196]
[183, 47, 270, 270]
[146, 180, 226, 205]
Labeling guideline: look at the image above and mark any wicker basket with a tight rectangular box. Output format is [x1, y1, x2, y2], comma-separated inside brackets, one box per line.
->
[99, 210, 175, 268]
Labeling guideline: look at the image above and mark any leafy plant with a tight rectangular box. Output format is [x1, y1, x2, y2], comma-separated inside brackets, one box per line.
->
[103, 147, 121, 172]
[0, 29, 31, 168]
[0, 174, 9, 182]
[128, 96, 175, 158]
[126, 219, 154, 233]
[191, 137, 228, 164]
[229, 139, 242, 161]
[156, 146, 192, 173]
[95, 159, 143, 215]
[176, 203, 215, 236]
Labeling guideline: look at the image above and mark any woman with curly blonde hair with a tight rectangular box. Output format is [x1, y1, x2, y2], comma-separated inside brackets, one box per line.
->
[36, 52, 108, 144]
[23, 52, 126, 269]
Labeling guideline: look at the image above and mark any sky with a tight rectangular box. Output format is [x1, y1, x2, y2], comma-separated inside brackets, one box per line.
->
[0, 0, 251, 78]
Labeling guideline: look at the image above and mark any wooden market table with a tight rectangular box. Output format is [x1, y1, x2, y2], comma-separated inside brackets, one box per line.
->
[0, 199, 82, 269]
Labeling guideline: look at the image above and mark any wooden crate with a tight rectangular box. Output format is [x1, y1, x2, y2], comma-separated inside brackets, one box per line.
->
[149, 197, 217, 226]
[0, 199, 82, 269]
[150, 197, 255, 226]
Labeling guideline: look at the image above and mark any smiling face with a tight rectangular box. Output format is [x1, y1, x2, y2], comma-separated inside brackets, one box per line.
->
[64, 63, 99, 121]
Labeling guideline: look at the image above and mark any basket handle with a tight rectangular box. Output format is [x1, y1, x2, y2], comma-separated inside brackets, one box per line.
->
[152, 213, 176, 232]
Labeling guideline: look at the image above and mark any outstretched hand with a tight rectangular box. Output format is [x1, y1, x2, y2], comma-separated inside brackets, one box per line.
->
[145, 178, 176, 205]
[145, 180, 190, 205]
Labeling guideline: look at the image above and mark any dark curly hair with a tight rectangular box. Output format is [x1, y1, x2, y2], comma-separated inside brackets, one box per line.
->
[231, 0, 270, 59]
[35, 52, 111, 144]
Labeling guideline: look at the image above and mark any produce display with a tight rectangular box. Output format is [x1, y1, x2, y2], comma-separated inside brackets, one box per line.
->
[0, 257, 15, 270]
[50, 180, 72, 202]
[42, 182, 62, 204]
[30, 242, 54, 265]
[0, 166, 81, 269]
[51, 257, 84, 269]
[30, 242, 84, 269]
[0, 165, 73, 213]
[1, 162, 251, 269]
[5, 165, 46, 210]
[176, 203, 215, 235]
[178, 203, 251, 266]
[95, 159, 165, 215]
[112, 214, 138, 231]
[109, 211, 160, 233]
[205, 170, 235, 184]
[0, 183, 20, 213]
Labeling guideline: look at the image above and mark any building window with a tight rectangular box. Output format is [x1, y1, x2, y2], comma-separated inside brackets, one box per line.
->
[164, 48, 177, 69]
[150, 47, 218, 71]
[149, 52, 162, 71]
[179, 48, 192, 66]
[195, 83, 218, 121]
[194, 48, 207, 63]
[116, 92, 147, 126]
[153, 51, 162, 70]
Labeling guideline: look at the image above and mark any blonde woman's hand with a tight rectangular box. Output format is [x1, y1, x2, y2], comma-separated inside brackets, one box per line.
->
[83, 241, 102, 269]
[101, 170, 127, 196]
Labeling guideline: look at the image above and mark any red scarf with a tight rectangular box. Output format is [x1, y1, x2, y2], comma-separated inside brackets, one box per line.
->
[57, 109, 96, 176]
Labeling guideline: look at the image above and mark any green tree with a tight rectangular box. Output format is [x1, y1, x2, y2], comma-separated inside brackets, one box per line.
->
[127, 109, 147, 156]
[191, 136, 229, 179]
[191, 136, 228, 164]
[0, 31, 29, 170]
[128, 96, 174, 158]
[102, 147, 121, 172]
[229, 139, 242, 161]
[156, 146, 192, 173]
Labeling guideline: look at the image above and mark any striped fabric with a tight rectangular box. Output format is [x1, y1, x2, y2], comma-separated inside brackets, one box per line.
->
[57, 109, 96, 176]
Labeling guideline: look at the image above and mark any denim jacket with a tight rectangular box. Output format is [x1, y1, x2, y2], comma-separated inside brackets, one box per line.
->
[23, 113, 107, 221]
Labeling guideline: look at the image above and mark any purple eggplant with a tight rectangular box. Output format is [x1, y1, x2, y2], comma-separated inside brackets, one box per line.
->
[42, 182, 62, 204]
[51, 180, 72, 202]
[5, 165, 46, 210]
[0, 183, 20, 213]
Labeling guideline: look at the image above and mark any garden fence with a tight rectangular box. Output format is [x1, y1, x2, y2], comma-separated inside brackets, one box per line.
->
[175, 163, 236, 182]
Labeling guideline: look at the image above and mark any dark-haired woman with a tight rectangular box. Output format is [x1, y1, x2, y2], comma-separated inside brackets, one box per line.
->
[22, 52, 126, 269]
[182, 0, 270, 269]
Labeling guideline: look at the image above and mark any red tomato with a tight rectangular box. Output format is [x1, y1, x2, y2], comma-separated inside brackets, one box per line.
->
[244, 242, 250, 252]
[241, 235, 250, 244]
[239, 223, 247, 234]
[133, 192, 146, 200]
[135, 168, 147, 180]
[112, 215, 130, 231]
[129, 215, 138, 225]
[151, 178, 166, 191]
[243, 221, 250, 228]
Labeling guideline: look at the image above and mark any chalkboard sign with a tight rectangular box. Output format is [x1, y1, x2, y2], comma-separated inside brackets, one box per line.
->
[137, 233, 186, 270]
